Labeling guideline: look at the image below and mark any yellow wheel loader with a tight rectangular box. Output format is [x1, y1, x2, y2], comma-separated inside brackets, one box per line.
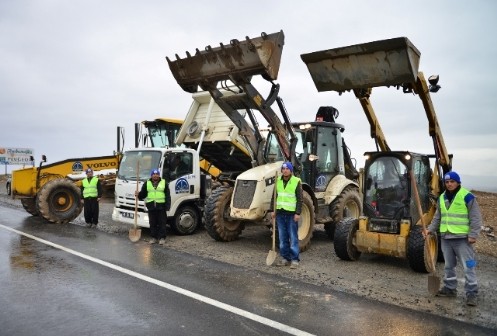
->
[301, 37, 451, 272]
[167, 31, 362, 251]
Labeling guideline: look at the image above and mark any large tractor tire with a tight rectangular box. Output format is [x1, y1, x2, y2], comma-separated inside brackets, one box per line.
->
[21, 197, 39, 216]
[36, 179, 83, 224]
[204, 185, 244, 241]
[297, 191, 315, 252]
[325, 186, 362, 240]
[170, 205, 200, 236]
[334, 217, 361, 261]
[407, 225, 436, 273]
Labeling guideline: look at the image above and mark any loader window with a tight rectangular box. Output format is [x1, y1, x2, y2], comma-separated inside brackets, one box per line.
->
[365, 157, 408, 219]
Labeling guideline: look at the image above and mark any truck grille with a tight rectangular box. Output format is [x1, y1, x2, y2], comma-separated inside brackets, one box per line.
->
[232, 180, 256, 209]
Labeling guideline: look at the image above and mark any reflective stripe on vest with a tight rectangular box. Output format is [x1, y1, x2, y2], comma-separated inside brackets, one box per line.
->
[146, 180, 166, 203]
[276, 176, 300, 212]
[440, 187, 470, 234]
[82, 177, 98, 198]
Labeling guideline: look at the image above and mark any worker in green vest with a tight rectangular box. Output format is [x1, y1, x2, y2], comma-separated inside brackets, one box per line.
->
[270, 162, 303, 269]
[137, 169, 170, 245]
[425, 171, 482, 306]
[80, 168, 102, 228]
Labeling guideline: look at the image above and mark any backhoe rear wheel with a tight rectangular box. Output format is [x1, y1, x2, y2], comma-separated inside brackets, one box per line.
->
[325, 186, 362, 240]
[204, 186, 244, 241]
[21, 197, 39, 216]
[36, 179, 83, 224]
[334, 217, 361, 261]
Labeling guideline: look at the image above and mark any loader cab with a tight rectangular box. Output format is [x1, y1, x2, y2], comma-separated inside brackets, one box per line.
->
[265, 120, 355, 191]
[143, 118, 183, 148]
[363, 151, 431, 233]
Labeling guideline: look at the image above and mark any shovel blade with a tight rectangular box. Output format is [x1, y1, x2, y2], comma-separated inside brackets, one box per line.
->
[428, 274, 441, 295]
[129, 228, 142, 242]
[266, 250, 277, 266]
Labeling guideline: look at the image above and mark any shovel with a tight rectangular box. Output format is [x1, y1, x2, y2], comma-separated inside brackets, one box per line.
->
[129, 162, 142, 242]
[411, 171, 440, 294]
[266, 172, 278, 266]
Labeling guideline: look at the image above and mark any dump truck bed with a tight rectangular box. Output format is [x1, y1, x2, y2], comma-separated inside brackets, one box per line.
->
[175, 91, 254, 173]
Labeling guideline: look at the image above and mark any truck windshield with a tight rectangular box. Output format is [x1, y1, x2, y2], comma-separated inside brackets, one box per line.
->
[117, 150, 162, 181]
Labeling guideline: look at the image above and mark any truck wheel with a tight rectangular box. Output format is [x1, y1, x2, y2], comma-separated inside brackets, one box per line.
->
[407, 225, 432, 273]
[21, 197, 39, 216]
[204, 185, 244, 241]
[171, 205, 200, 235]
[298, 191, 315, 252]
[334, 217, 361, 261]
[326, 186, 362, 240]
[36, 179, 83, 224]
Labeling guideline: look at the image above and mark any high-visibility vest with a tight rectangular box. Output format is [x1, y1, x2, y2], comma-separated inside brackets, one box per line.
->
[82, 177, 98, 198]
[439, 187, 470, 234]
[276, 176, 300, 212]
[146, 180, 166, 203]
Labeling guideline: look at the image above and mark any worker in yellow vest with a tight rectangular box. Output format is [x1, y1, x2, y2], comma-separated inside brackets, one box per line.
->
[270, 162, 303, 269]
[137, 169, 171, 245]
[425, 171, 482, 306]
[80, 168, 102, 228]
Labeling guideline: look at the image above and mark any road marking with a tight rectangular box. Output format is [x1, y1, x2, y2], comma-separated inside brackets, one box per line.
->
[0, 224, 315, 336]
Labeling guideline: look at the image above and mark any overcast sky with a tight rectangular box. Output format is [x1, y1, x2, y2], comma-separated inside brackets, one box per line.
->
[1, 1, 496, 190]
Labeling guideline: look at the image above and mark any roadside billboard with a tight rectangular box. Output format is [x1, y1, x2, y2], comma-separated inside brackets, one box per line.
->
[0, 147, 34, 165]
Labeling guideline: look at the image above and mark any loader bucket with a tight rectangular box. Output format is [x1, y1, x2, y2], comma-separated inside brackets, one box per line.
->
[167, 31, 285, 93]
[301, 37, 420, 92]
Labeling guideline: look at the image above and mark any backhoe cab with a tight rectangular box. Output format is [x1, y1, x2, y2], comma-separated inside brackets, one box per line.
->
[302, 37, 451, 272]
[167, 31, 362, 251]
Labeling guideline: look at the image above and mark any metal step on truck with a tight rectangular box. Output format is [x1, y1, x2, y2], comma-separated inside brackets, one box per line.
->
[111, 90, 254, 235]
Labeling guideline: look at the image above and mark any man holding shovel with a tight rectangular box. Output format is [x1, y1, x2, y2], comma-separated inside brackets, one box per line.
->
[136, 169, 170, 245]
[424, 171, 482, 306]
[270, 162, 303, 269]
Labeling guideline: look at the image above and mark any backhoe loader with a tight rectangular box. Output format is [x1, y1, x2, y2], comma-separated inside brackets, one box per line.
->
[301, 37, 451, 272]
[167, 30, 362, 251]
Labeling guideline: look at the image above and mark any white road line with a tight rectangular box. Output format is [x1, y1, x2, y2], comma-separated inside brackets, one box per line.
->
[0, 224, 315, 336]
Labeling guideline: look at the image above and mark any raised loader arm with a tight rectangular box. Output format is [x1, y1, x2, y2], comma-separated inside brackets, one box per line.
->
[166, 31, 300, 170]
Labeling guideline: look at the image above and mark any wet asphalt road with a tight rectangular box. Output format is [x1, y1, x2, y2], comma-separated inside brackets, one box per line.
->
[0, 204, 495, 336]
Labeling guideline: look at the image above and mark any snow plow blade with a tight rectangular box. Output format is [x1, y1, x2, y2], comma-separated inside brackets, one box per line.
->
[301, 37, 421, 92]
[166, 31, 285, 93]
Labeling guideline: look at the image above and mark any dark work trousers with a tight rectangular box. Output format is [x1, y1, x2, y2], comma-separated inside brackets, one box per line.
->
[83, 198, 99, 225]
[148, 208, 167, 239]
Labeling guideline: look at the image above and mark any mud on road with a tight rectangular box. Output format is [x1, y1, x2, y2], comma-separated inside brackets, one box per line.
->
[1, 182, 496, 331]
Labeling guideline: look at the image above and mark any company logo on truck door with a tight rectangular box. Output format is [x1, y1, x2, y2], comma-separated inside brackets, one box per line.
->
[175, 178, 189, 194]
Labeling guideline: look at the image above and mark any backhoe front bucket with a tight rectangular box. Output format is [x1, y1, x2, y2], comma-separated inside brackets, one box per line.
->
[167, 31, 285, 93]
[301, 37, 420, 92]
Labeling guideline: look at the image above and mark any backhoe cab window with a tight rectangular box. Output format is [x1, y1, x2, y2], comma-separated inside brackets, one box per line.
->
[118, 151, 162, 181]
[365, 157, 408, 219]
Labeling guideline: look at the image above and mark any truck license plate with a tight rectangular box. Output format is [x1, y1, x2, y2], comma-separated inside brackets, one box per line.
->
[121, 212, 134, 219]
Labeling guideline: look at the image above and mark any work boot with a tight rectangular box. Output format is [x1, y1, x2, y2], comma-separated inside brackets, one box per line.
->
[276, 258, 290, 267]
[149, 238, 158, 244]
[158, 238, 166, 245]
[290, 260, 299, 269]
[436, 287, 457, 297]
[85, 223, 92, 228]
[466, 294, 478, 307]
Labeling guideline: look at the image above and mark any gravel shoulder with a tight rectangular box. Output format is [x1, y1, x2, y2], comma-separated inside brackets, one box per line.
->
[1, 183, 496, 330]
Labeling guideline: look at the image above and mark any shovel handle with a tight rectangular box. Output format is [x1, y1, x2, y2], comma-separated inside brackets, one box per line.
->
[134, 162, 140, 229]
